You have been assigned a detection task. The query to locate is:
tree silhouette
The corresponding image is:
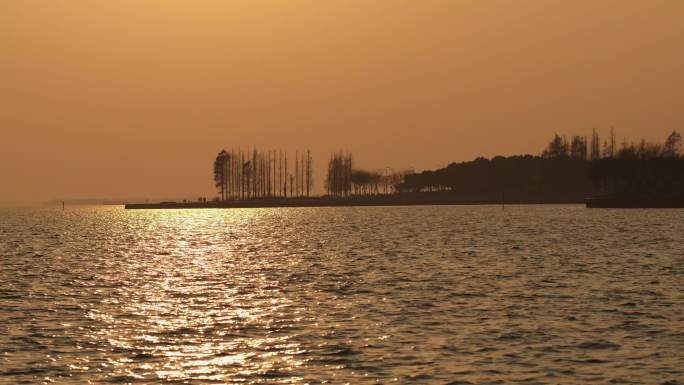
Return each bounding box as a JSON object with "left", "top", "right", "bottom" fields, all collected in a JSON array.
[
  {"left": 570, "top": 136, "right": 588, "bottom": 160},
  {"left": 543, "top": 134, "right": 569, "bottom": 158},
  {"left": 664, "top": 130, "right": 682, "bottom": 158},
  {"left": 213, "top": 150, "right": 229, "bottom": 201}
]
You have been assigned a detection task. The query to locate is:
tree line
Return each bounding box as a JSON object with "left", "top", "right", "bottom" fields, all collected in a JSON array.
[
  {"left": 211, "top": 129, "right": 681, "bottom": 201},
  {"left": 324, "top": 151, "right": 412, "bottom": 198},
  {"left": 395, "top": 129, "right": 682, "bottom": 202},
  {"left": 541, "top": 129, "right": 682, "bottom": 161},
  {"left": 213, "top": 148, "right": 313, "bottom": 201},
  {"left": 584, "top": 130, "right": 684, "bottom": 197}
]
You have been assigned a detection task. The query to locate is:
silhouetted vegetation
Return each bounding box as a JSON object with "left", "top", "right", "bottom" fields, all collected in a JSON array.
[
  {"left": 588, "top": 131, "right": 684, "bottom": 205},
  {"left": 325, "top": 151, "right": 352, "bottom": 198},
  {"left": 324, "top": 151, "right": 412, "bottom": 198},
  {"left": 396, "top": 155, "right": 589, "bottom": 202},
  {"left": 394, "top": 130, "right": 683, "bottom": 204},
  {"left": 210, "top": 130, "right": 682, "bottom": 207},
  {"left": 213, "top": 148, "right": 312, "bottom": 201}
]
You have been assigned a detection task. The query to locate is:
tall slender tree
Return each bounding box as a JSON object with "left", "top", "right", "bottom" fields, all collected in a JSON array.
[{"left": 213, "top": 150, "right": 229, "bottom": 201}]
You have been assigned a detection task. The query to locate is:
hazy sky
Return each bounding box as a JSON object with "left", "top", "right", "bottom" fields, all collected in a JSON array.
[{"left": 2, "top": 1, "right": 683, "bottom": 203}]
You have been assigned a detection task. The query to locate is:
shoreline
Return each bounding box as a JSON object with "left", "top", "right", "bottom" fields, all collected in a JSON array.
[
  {"left": 585, "top": 195, "right": 684, "bottom": 208},
  {"left": 125, "top": 197, "right": 584, "bottom": 210}
]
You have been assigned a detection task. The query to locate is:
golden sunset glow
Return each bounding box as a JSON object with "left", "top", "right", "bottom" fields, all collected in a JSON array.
[
  {"left": 2, "top": 3, "right": 683, "bottom": 383},
  {"left": 2, "top": 1, "right": 683, "bottom": 204}
]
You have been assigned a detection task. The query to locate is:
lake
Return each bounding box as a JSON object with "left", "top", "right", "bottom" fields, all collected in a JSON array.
[{"left": 1, "top": 205, "right": 683, "bottom": 384}]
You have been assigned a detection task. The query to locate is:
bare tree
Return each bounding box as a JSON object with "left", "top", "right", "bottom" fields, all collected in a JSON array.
[
  {"left": 306, "top": 149, "right": 313, "bottom": 196},
  {"left": 590, "top": 128, "right": 601, "bottom": 160}
]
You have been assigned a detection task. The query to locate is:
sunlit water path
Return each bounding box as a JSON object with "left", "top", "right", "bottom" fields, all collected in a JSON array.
[{"left": 1, "top": 205, "right": 683, "bottom": 384}]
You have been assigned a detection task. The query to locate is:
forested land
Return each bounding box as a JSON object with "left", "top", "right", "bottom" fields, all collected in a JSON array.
[
  {"left": 394, "top": 129, "right": 683, "bottom": 202},
  {"left": 212, "top": 130, "right": 683, "bottom": 203}
]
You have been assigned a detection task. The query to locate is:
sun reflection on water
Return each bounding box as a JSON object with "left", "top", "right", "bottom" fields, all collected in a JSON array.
[{"left": 79, "top": 208, "right": 314, "bottom": 383}]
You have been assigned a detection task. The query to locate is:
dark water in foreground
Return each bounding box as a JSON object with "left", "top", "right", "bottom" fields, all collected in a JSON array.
[{"left": 1, "top": 205, "right": 683, "bottom": 384}]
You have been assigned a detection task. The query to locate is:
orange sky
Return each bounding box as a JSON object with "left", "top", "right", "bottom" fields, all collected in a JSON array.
[{"left": 2, "top": 1, "right": 683, "bottom": 203}]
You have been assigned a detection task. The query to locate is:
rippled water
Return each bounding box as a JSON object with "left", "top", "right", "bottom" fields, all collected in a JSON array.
[{"left": 1, "top": 205, "right": 683, "bottom": 384}]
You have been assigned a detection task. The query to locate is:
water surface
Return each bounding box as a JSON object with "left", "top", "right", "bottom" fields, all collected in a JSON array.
[{"left": 1, "top": 205, "right": 683, "bottom": 384}]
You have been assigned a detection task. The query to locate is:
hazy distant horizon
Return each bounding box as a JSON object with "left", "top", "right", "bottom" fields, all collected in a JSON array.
[{"left": 3, "top": 1, "right": 683, "bottom": 203}]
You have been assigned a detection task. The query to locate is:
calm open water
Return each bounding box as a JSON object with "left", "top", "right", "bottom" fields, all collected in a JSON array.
[{"left": 1, "top": 205, "right": 683, "bottom": 384}]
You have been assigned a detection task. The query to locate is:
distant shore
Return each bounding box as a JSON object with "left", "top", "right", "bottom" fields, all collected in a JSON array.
[
  {"left": 585, "top": 195, "right": 684, "bottom": 208},
  {"left": 125, "top": 195, "right": 584, "bottom": 210}
]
